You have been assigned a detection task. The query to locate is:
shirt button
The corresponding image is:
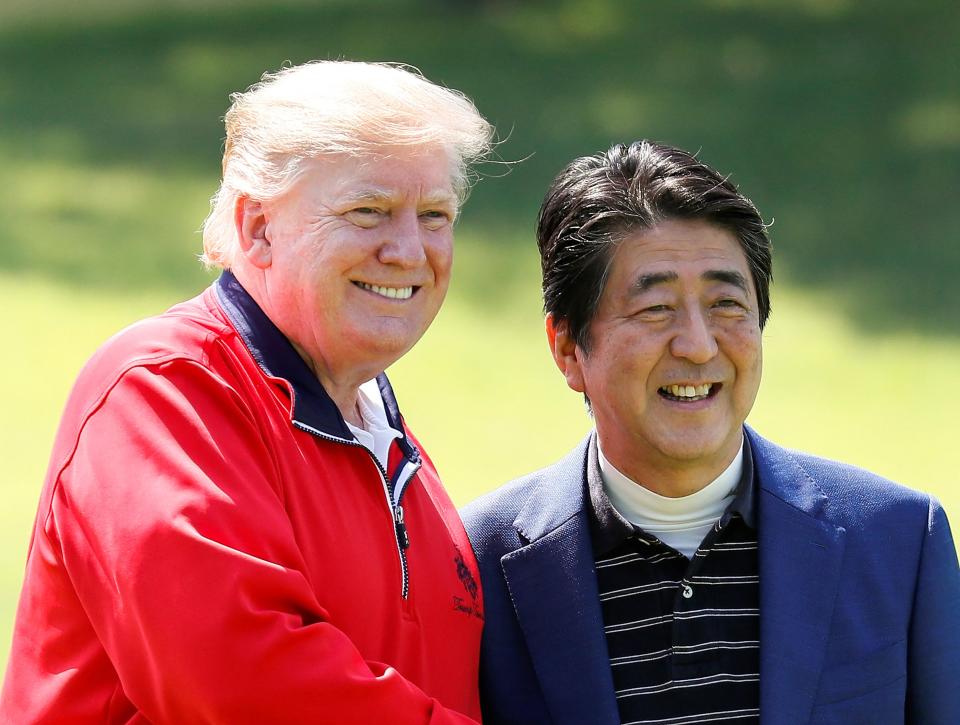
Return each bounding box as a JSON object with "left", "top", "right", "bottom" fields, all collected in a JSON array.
[{"left": 681, "top": 584, "right": 693, "bottom": 599}]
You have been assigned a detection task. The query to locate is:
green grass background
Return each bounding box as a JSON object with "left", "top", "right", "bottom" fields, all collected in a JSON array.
[{"left": 2, "top": 0, "right": 958, "bottom": 676}]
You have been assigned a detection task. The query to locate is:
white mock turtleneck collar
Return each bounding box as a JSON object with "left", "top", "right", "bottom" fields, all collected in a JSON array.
[{"left": 598, "top": 438, "right": 744, "bottom": 558}]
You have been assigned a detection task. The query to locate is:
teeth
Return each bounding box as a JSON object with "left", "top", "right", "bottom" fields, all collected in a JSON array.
[
  {"left": 357, "top": 282, "right": 413, "bottom": 300},
  {"left": 664, "top": 383, "right": 713, "bottom": 399}
]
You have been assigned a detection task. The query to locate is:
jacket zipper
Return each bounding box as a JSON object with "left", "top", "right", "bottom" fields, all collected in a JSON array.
[
  {"left": 367, "top": 449, "right": 414, "bottom": 600},
  {"left": 292, "top": 421, "right": 417, "bottom": 599}
]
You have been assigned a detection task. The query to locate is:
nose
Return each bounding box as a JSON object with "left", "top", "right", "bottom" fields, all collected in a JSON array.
[
  {"left": 669, "top": 307, "right": 719, "bottom": 364},
  {"left": 378, "top": 211, "right": 427, "bottom": 269}
]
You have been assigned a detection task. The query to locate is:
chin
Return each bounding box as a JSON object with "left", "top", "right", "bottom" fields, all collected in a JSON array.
[
  {"left": 353, "top": 320, "right": 420, "bottom": 347},
  {"left": 363, "top": 334, "right": 420, "bottom": 363},
  {"left": 657, "top": 433, "right": 736, "bottom": 465}
]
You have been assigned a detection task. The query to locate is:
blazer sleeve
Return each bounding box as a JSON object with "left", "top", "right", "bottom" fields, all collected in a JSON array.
[{"left": 906, "top": 498, "right": 960, "bottom": 722}]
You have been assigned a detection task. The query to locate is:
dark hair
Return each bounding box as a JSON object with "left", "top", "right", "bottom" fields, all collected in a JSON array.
[{"left": 537, "top": 140, "right": 772, "bottom": 351}]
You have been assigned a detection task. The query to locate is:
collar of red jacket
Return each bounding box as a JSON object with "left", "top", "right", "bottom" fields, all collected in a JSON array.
[{"left": 213, "top": 270, "right": 420, "bottom": 464}]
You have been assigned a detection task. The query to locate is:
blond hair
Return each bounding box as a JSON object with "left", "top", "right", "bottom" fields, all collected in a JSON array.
[{"left": 201, "top": 61, "right": 493, "bottom": 268}]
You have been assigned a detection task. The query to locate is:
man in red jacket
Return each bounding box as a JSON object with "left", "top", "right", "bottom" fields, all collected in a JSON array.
[{"left": 2, "top": 61, "right": 492, "bottom": 723}]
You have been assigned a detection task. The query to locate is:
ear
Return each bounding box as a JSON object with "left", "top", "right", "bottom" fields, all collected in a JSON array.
[
  {"left": 234, "top": 196, "right": 272, "bottom": 269},
  {"left": 545, "top": 314, "right": 586, "bottom": 394}
]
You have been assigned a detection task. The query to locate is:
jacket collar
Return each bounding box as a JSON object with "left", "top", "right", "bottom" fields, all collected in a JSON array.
[{"left": 213, "top": 271, "right": 419, "bottom": 462}]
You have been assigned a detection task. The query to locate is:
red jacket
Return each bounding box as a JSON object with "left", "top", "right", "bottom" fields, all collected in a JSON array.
[{"left": 1, "top": 273, "right": 484, "bottom": 723}]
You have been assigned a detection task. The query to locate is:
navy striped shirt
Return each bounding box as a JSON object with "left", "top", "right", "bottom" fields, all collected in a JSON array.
[{"left": 588, "top": 438, "right": 759, "bottom": 725}]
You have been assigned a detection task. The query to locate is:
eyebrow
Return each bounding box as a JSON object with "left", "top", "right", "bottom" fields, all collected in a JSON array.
[
  {"left": 632, "top": 271, "right": 679, "bottom": 293},
  {"left": 340, "top": 187, "right": 458, "bottom": 207},
  {"left": 421, "top": 191, "right": 459, "bottom": 208},
  {"left": 629, "top": 269, "right": 749, "bottom": 294},
  {"left": 703, "top": 269, "right": 749, "bottom": 292}
]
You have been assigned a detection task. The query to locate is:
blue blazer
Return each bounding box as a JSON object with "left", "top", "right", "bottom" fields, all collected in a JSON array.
[{"left": 461, "top": 427, "right": 960, "bottom": 724}]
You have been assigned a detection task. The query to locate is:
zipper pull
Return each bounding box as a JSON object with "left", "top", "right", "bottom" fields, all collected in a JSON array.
[{"left": 394, "top": 505, "right": 410, "bottom": 549}]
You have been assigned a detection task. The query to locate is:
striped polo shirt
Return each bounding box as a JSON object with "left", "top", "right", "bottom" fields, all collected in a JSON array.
[{"left": 588, "top": 437, "right": 759, "bottom": 725}]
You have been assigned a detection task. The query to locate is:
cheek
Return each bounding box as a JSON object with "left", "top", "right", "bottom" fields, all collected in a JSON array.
[
  {"left": 434, "top": 233, "right": 454, "bottom": 261},
  {"left": 428, "top": 235, "right": 454, "bottom": 278},
  {"left": 588, "top": 343, "right": 639, "bottom": 392},
  {"left": 730, "top": 328, "right": 763, "bottom": 386}
]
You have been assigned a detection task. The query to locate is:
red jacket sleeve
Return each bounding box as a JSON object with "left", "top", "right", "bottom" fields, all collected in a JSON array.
[{"left": 44, "top": 358, "right": 479, "bottom": 724}]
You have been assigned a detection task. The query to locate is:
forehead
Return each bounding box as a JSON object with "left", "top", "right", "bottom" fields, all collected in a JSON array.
[
  {"left": 608, "top": 219, "right": 752, "bottom": 289},
  {"left": 300, "top": 148, "right": 456, "bottom": 203}
]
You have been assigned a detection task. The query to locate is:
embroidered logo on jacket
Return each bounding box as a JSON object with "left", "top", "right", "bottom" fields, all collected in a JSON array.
[{"left": 453, "top": 551, "right": 482, "bottom": 619}]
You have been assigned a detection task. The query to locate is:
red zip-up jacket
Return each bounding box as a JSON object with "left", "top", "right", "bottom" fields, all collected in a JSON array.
[{"left": 1, "top": 273, "right": 484, "bottom": 723}]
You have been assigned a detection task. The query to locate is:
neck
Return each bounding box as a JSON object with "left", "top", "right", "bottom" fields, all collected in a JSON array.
[
  {"left": 231, "top": 263, "right": 373, "bottom": 429},
  {"left": 598, "top": 432, "right": 744, "bottom": 498},
  {"left": 340, "top": 396, "right": 364, "bottom": 428},
  {"left": 289, "top": 340, "right": 367, "bottom": 428}
]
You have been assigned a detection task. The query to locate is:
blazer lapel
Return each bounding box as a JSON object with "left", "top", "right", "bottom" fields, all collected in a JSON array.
[
  {"left": 500, "top": 435, "right": 620, "bottom": 725},
  {"left": 748, "top": 428, "right": 846, "bottom": 725}
]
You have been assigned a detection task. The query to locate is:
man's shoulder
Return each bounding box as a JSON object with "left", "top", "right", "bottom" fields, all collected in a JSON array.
[
  {"left": 72, "top": 286, "right": 239, "bottom": 390},
  {"left": 44, "top": 286, "right": 251, "bottom": 492},
  {"left": 460, "top": 436, "right": 590, "bottom": 549},
  {"left": 749, "top": 428, "right": 938, "bottom": 527},
  {"left": 459, "top": 471, "right": 549, "bottom": 564},
  {"left": 460, "top": 473, "right": 539, "bottom": 534},
  {"left": 60, "top": 287, "right": 243, "bottom": 434},
  {"left": 797, "top": 447, "right": 934, "bottom": 518}
]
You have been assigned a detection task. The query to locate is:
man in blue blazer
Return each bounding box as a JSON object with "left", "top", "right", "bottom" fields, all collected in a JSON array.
[{"left": 462, "top": 140, "right": 959, "bottom": 724}]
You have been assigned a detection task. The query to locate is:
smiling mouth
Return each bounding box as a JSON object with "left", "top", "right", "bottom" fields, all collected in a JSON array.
[
  {"left": 658, "top": 383, "right": 720, "bottom": 402},
  {"left": 354, "top": 282, "right": 417, "bottom": 300}
]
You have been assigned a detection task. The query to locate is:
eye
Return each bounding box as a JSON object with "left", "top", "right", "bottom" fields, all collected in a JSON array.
[
  {"left": 635, "top": 304, "right": 672, "bottom": 321},
  {"left": 344, "top": 207, "right": 384, "bottom": 228},
  {"left": 712, "top": 298, "right": 748, "bottom": 316},
  {"left": 419, "top": 209, "right": 453, "bottom": 228}
]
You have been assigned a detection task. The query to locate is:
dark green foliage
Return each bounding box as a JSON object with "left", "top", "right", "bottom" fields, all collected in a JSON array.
[{"left": 1, "top": 0, "right": 957, "bottom": 332}]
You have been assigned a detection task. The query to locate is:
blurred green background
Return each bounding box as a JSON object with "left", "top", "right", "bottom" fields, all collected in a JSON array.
[{"left": 2, "top": 0, "right": 958, "bottom": 676}]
